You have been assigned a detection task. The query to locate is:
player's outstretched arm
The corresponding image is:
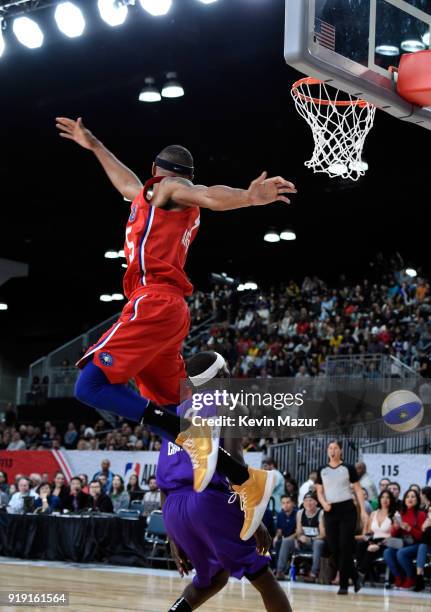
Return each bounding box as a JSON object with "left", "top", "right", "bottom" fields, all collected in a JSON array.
[
  {"left": 56, "top": 117, "right": 143, "bottom": 201},
  {"left": 154, "top": 172, "right": 296, "bottom": 211}
]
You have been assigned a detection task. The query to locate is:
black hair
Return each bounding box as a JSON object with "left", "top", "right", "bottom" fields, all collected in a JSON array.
[
  {"left": 157, "top": 145, "right": 193, "bottom": 170},
  {"left": 421, "top": 486, "right": 431, "bottom": 503},
  {"left": 377, "top": 488, "right": 397, "bottom": 518},
  {"left": 37, "top": 481, "right": 53, "bottom": 495},
  {"left": 110, "top": 474, "right": 125, "bottom": 495},
  {"left": 401, "top": 488, "right": 421, "bottom": 515},
  {"left": 127, "top": 474, "right": 142, "bottom": 492},
  {"left": 70, "top": 476, "right": 83, "bottom": 484},
  {"left": 389, "top": 481, "right": 401, "bottom": 491},
  {"left": 0, "top": 471, "right": 8, "bottom": 483}
]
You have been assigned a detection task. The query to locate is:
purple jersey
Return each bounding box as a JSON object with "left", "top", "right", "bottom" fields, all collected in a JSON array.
[{"left": 156, "top": 394, "right": 229, "bottom": 494}]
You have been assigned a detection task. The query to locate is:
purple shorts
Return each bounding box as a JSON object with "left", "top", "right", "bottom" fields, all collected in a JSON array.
[{"left": 163, "top": 488, "right": 269, "bottom": 589}]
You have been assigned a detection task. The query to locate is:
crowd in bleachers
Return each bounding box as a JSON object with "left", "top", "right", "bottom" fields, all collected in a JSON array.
[{"left": 188, "top": 269, "right": 431, "bottom": 379}]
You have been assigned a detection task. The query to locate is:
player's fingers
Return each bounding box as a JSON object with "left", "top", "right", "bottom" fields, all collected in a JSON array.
[
  {"left": 56, "top": 123, "right": 72, "bottom": 132},
  {"left": 252, "top": 171, "right": 267, "bottom": 184},
  {"left": 277, "top": 196, "right": 291, "bottom": 204},
  {"left": 56, "top": 117, "right": 76, "bottom": 126},
  {"left": 59, "top": 133, "right": 74, "bottom": 140},
  {"left": 77, "top": 117, "right": 85, "bottom": 128}
]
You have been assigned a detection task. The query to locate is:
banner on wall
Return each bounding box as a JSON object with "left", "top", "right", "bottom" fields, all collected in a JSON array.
[
  {"left": 0, "top": 450, "right": 263, "bottom": 487},
  {"left": 363, "top": 453, "right": 431, "bottom": 495}
]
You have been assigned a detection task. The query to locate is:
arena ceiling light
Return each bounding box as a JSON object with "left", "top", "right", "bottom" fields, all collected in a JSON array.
[
  {"left": 0, "top": 302, "right": 8, "bottom": 311},
  {"left": 161, "top": 72, "right": 185, "bottom": 99},
  {"left": 280, "top": 229, "right": 296, "bottom": 241},
  {"left": 197, "top": 0, "right": 219, "bottom": 4},
  {"left": 104, "top": 249, "right": 120, "bottom": 259},
  {"left": 405, "top": 268, "right": 417, "bottom": 278},
  {"left": 98, "top": 0, "right": 129, "bottom": 27},
  {"left": 100, "top": 294, "right": 113, "bottom": 302},
  {"left": 400, "top": 39, "right": 426, "bottom": 53},
  {"left": 111, "top": 293, "right": 124, "bottom": 301},
  {"left": 13, "top": 16, "right": 44, "bottom": 49},
  {"left": 55, "top": 2, "right": 85, "bottom": 38},
  {"left": 375, "top": 44, "right": 399, "bottom": 56},
  {"left": 139, "top": 77, "right": 161, "bottom": 103},
  {"left": 243, "top": 282, "right": 258, "bottom": 291},
  {"left": 139, "top": 0, "right": 172, "bottom": 17},
  {"left": 263, "top": 229, "right": 280, "bottom": 243}
]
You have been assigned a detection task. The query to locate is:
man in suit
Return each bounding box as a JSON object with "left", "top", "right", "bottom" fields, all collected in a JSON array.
[
  {"left": 88, "top": 480, "right": 114, "bottom": 513},
  {"left": 63, "top": 476, "right": 91, "bottom": 512}
]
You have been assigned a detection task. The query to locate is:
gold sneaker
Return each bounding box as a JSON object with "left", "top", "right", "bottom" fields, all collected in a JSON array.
[
  {"left": 231, "top": 467, "right": 277, "bottom": 541},
  {"left": 176, "top": 422, "right": 220, "bottom": 493}
]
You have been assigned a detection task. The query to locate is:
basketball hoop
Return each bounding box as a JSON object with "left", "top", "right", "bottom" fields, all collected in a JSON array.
[{"left": 291, "top": 77, "right": 376, "bottom": 181}]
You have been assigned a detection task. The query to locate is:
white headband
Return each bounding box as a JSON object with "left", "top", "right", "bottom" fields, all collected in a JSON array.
[{"left": 189, "top": 352, "right": 226, "bottom": 387}]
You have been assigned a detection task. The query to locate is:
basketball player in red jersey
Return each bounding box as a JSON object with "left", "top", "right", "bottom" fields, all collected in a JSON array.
[{"left": 56, "top": 117, "right": 296, "bottom": 540}]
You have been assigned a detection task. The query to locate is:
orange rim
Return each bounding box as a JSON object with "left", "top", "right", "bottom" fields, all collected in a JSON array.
[{"left": 291, "top": 77, "right": 371, "bottom": 108}]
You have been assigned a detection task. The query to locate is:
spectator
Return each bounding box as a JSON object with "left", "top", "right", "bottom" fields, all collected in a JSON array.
[
  {"left": 63, "top": 477, "right": 91, "bottom": 512},
  {"left": 29, "top": 473, "right": 42, "bottom": 489},
  {"left": 143, "top": 476, "right": 161, "bottom": 506},
  {"left": 388, "top": 482, "right": 402, "bottom": 511},
  {"left": 357, "top": 490, "right": 396, "bottom": 586},
  {"left": 0, "top": 488, "right": 9, "bottom": 507},
  {"left": 361, "top": 488, "right": 373, "bottom": 515},
  {"left": 355, "top": 462, "right": 378, "bottom": 503},
  {"left": 383, "top": 488, "right": 426, "bottom": 589},
  {"left": 88, "top": 480, "right": 114, "bottom": 513},
  {"left": 0, "top": 471, "right": 9, "bottom": 495},
  {"left": 284, "top": 477, "right": 299, "bottom": 504},
  {"left": 97, "top": 473, "right": 109, "bottom": 494},
  {"left": 262, "top": 458, "right": 285, "bottom": 512},
  {"left": 7, "top": 432, "right": 26, "bottom": 451},
  {"left": 7, "top": 477, "right": 38, "bottom": 514},
  {"left": 64, "top": 422, "right": 79, "bottom": 449},
  {"left": 274, "top": 495, "right": 298, "bottom": 580},
  {"left": 415, "top": 493, "right": 431, "bottom": 592},
  {"left": 92, "top": 459, "right": 114, "bottom": 492},
  {"left": 110, "top": 475, "right": 130, "bottom": 513},
  {"left": 298, "top": 471, "right": 318, "bottom": 506},
  {"left": 41, "top": 473, "right": 50, "bottom": 484},
  {"left": 370, "top": 478, "right": 391, "bottom": 510},
  {"left": 127, "top": 474, "right": 144, "bottom": 502},
  {"left": 78, "top": 473, "right": 89, "bottom": 494},
  {"left": 52, "top": 472, "right": 70, "bottom": 508},
  {"left": 34, "top": 482, "right": 61, "bottom": 513}
]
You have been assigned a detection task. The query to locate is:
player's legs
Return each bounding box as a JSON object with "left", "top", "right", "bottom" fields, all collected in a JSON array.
[
  {"left": 168, "top": 570, "right": 229, "bottom": 611},
  {"left": 248, "top": 567, "right": 292, "bottom": 612}
]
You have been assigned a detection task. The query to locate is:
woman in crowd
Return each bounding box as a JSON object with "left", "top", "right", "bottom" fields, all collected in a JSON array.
[
  {"left": 0, "top": 471, "right": 10, "bottom": 496},
  {"left": 383, "top": 488, "right": 426, "bottom": 589},
  {"left": 52, "top": 472, "right": 70, "bottom": 509},
  {"left": 356, "top": 489, "right": 396, "bottom": 585},
  {"left": 127, "top": 474, "right": 143, "bottom": 502},
  {"left": 415, "top": 487, "right": 431, "bottom": 592},
  {"left": 78, "top": 473, "right": 89, "bottom": 494},
  {"left": 315, "top": 440, "right": 368, "bottom": 595},
  {"left": 34, "top": 482, "right": 61, "bottom": 513},
  {"left": 109, "top": 475, "right": 130, "bottom": 513}
]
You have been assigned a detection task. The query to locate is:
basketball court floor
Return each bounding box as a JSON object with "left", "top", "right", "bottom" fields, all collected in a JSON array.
[{"left": 0, "top": 558, "right": 429, "bottom": 611}]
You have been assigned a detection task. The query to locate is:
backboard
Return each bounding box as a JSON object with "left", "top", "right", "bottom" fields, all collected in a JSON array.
[{"left": 285, "top": 0, "right": 431, "bottom": 130}]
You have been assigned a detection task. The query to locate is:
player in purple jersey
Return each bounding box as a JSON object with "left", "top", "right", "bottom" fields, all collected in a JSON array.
[{"left": 158, "top": 352, "right": 292, "bottom": 612}]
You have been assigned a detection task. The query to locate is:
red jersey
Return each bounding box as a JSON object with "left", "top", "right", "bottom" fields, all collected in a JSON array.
[{"left": 123, "top": 176, "right": 200, "bottom": 300}]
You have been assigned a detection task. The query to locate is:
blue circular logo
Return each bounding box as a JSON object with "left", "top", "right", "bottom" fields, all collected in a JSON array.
[{"left": 99, "top": 352, "right": 114, "bottom": 367}]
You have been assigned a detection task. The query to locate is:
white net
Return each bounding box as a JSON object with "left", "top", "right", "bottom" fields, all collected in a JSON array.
[{"left": 291, "top": 78, "right": 376, "bottom": 181}]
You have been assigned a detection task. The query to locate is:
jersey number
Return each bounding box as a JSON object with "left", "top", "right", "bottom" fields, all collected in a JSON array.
[{"left": 125, "top": 226, "right": 135, "bottom": 263}]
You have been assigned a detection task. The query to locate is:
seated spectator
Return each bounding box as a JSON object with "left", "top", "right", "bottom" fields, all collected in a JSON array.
[
  {"left": 88, "top": 480, "right": 114, "bottom": 513},
  {"left": 64, "top": 422, "right": 79, "bottom": 449},
  {"left": 63, "top": 476, "right": 91, "bottom": 512},
  {"left": 280, "top": 492, "right": 325, "bottom": 583},
  {"left": 371, "top": 478, "right": 391, "bottom": 510},
  {"left": 97, "top": 473, "right": 109, "bottom": 494},
  {"left": 143, "top": 476, "right": 161, "bottom": 506},
  {"left": 29, "top": 473, "right": 42, "bottom": 490},
  {"left": 262, "top": 458, "right": 285, "bottom": 512},
  {"left": 274, "top": 495, "right": 298, "bottom": 580},
  {"left": 0, "top": 471, "right": 10, "bottom": 496},
  {"left": 357, "top": 489, "right": 396, "bottom": 585},
  {"left": 361, "top": 487, "right": 373, "bottom": 515},
  {"left": 7, "top": 431, "right": 26, "bottom": 451},
  {"left": 298, "top": 471, "right": 318, "bottom": 506},
  {"left": 34, "top": 482, "right": 61, "bottom": 514},
  {"left": 127, "top": 474, "right": 144, "bottom": 502},
  {"left": 7, "top": 477, "right": 38, "bottom": 514},
  {"left": 41, "top": 473, "right": 50, "bottom": 484},
  {"left": 0, "top": 488, "right": 9, "bottom": 508},
  {"left": 388, "top": 482, "right": 402, "bottom": 512},
  {"left": 52, "top": 472, "right": 70, "bottom": 507},
  {"left": 415, "top": 487, "right": 431, "bottom": 592},
  {"left": 355, "top": 462, "right": 378, "bottom": 506},
  {"left": 383, "top": 488, "right": 426, "bottom": 589},
  {"left": 92, "top": 459, "right": 114, "bottom": 492},
  {"left": 78, "top": 473, "right": 89, "bottom": 494},
  {"left": 110, "top": 475, "right": 130, "bottom": 513}
]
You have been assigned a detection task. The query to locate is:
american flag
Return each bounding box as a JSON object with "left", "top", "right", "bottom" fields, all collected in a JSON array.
[{"left": 314, "top": 18, "right": 336, "bottom": 51}]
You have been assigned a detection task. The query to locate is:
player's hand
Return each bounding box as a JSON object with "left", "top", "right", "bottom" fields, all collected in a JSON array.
[
  {"left": 254, "top": 523, "right": 272, "bottom": 555},
  {"left": 169, "top": 539, "right": 193, "bottom": 577},
  {"left": 247, "top": 171, "right": 297, "bottom": 206},
  {"left": 56, "top": 117, "right": 98, "bottom": 150},
  {"left": 322, "top": 502, "right": 332, "bottom": 513}
]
